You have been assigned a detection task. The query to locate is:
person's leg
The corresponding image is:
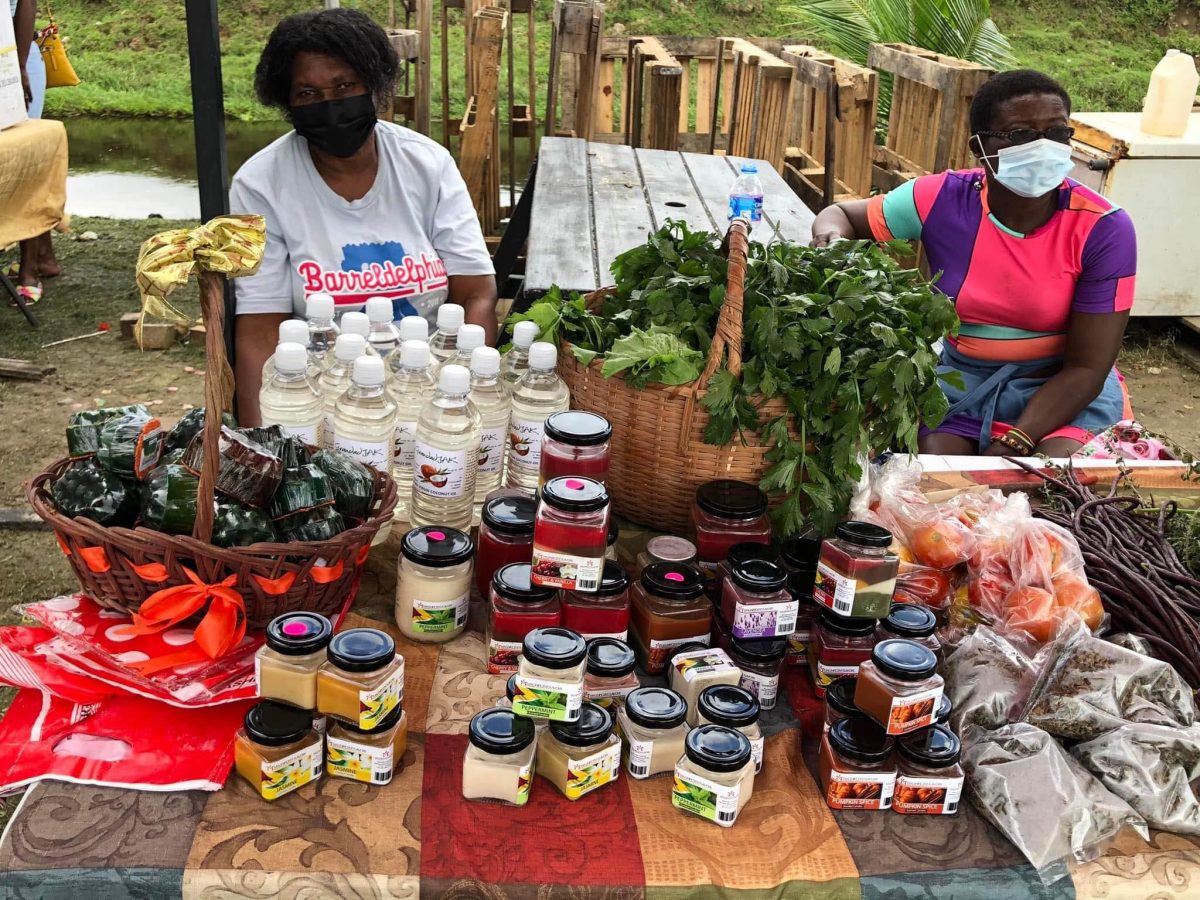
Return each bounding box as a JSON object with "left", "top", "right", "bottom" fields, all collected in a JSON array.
[
  {"left": 18, "top": 240, "right": 38, "bottom": 288},
  {"left": 918, "top": 431, "right": 976, "bottom": 455},
  {"left": 1035, "top": 437, "right": 1084, "bottom": 458},
  {"left": 35, "top": 231, "right": 60, "bottom": 277}
]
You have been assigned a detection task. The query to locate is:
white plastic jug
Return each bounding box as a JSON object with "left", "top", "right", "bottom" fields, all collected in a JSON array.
[{"left": 1141, "top": 49, "right": 1199, "bottom": 138}]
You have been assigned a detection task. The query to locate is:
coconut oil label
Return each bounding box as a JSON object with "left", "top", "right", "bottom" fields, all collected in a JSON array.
[
  {"left": 827, "top": 769, "right": 895, "bottom": 810},
  {"left": 511, "top": 674, "right": 583, "bottom": 721},
  {"left": 886, "top": 685, "right": 944, "bottom": 735},
  {"left": 739, "top": 669, "right": 780, "bottom": 709},
  {"left": 672, "top": 767, "right": 741, "bottom": 827},
  {"left": 393, "top": 419, "right": 418, "bottom": 468},
  {"left": 731, "top": 598, "right": 799, "bottom": 639},
  {"left": 507, "top": 417, "right": 545, "bottom": 469},
  {"left": 477, "top": 425, "right": 507, "bottom": 474},
  {"left": 414, "top": 443, "right": 468, "bottom": 498},
  {"left": 894, "top": 773, "right": 963, "bottom": 815},
  {"left": 565, "top": 742, "right": 621, "bottom": 799},
  {"left": 411, "top": 593, "right": 469, "bottom": 634},
  {"left": 335, "top": 435, "right": 390, "bottom": 472},
  {"left": 358, "top": 662, "right": 405, "bottom": 730},
  {"left": 277, "top": 422, "right": 319, "bottom": 445},
  {"left": 260, "top": 742, "right": 323, "bottom": 801},
  {"left": 327, "top": 736, "right": 395, "bottom": 784}
]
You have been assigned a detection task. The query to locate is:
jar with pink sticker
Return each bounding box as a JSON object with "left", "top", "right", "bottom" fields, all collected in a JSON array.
[
  {"left": 255, "top": 612, "right": 334, "bottom": 709},
  {"left": 530, "top": 476, "right": 610, "bottom": 593}
]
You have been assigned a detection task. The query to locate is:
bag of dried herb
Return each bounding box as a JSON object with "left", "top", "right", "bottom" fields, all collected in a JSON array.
[
  {"left": 51, "top": 459, "right": 138, "bottom": 527},
  {"left": 1020, "top": 624, "right": 1195, "bottom": 742},
  {"left": 941, "top": 625, "right": 1035, "bottom": 734},
  {"left": 1074, "top": 723, "right": 1200, "bottom": 836},
  {"left": 963, "top": 722, "right": 1147, "bottom": 879}
]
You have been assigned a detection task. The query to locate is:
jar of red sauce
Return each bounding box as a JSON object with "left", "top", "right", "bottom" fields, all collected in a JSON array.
[
  {"left": 814, "top": 522, "right": 898, "bottom": 619},
  {"left": 691, "top": 480, "right": 771, "bottom": 578},
  {"left": 531, "top": 477, "right": 610, "bottom": 592},
  {"left": 487, "top": 563, "right": 561, "bottom": 674},
  {"left": 539, "top": 411, "right": 612, "bottom": 485},
  {"left": 475, "top": 495, "right": 537, "bottom": 599},
  {"left": 809, "top": 610, "right": 877, "bottom": 698},
  {"left": 561, "top": 560, "right": 630, "bottom": 639},
  {"left": 630, "top": 562, "right": 711, "bottom": 675}
]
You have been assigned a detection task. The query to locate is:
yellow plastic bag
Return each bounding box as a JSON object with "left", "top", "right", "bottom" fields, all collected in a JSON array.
[{"left": 37, "top": 7, "right": 80, "bottom": 89}]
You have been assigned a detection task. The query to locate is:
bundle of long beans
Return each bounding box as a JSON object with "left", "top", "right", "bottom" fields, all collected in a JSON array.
[{"left": 1012, "top": 460, "right": 1200, "bottom": 688}]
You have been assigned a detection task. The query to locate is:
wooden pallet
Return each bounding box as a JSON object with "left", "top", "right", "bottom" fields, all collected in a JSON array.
[
  {"left": 624, "top": 36, "right": 684, "bottom": 150},
  {"left": 725, "top": 38, "right": 794, "bottom": 173},
  {"left": 545, "top": 0, "right": 604, "bottom": 140},
  {"left": 460, "top": 6, "right": 509, "bottom": 234}
]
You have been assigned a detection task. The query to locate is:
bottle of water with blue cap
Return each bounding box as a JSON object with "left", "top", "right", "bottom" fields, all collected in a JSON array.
[{"left": 728, "top": 163, "right": 764, "bottom": 222}]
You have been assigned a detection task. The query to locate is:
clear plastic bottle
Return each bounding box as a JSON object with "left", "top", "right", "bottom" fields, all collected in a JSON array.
[
  {"left": 319, "top": 333, "right": 368, "bottom": 449},
  {"left": 399, "top": 315, "right": 429, "bottom": 344},
  {"left": 262, "top": 319, "right": 319, "bottom": 383},
  {"left": 470, "top": 346, "right": 513, "bottom": 523},
  {"left": 428, "top": 303, "right": 464, "bottom": 365},
  {"left": 365, "top": 296, "right": 402, "bottom": 363},
  {"left": 728, "top": 163, "right": 764, "bottom": 222},
  {"left": 500, "top": 320, "right": 540, "bottom": 386},
  {"left": 1141, "top": 49, "right": 1199, "bottom": 137},
  {"left": 410, "top": 364, "right": 483, "bottom": 531},
  {"left": 506, "top": 342, "right": 570, "bottom": 492},
  {"left": 306, "top": 293, "right": 340, "bottom": 363},
  {"left": 259, "top": 342, "right": 325, "bottom": 445},
  {"left": 333, "top": 355, "right": 398, "bottom": 474},
  {"left": 388, "top": 339, "right": 437, "bottom": 524},
  {"left": 337, "top": 311, "right": 380, "bottom": 360},
  {"left": 434, "top": 323, "right": 487, "bottom": 376}
]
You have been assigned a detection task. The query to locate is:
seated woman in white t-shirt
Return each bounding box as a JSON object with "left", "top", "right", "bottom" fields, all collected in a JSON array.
[{"left": 231, "top": 8, "right": 497, "bottom": 423}]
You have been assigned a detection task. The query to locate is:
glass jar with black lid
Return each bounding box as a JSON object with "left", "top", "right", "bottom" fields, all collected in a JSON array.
[
  {"left": 721, "top": 557, "right": 797, "bottom": 640},
  {"left": 395, "top": 525, "right": 474, "bottom": 643},
  {"left": 536, "top": 701, "right": 621, "bottom": 800},
  {"left": 809, "top": 609, "right": 878, "bottom": 698},
  {"left": 531, "top": 477, "right": 611, "bottom": 593},
  {"left": 876, "top": 602, "right": 942, "bottom": 659},
  {"left": 894, "top": 724, "right": 963, "bottom": 815},
  {"left": 729, "top": 636, "right": 788, "bottom": 710},
  {"left": 317, "top": 628, "right": 404, "bottom": 729},
  {"left": 539, "top": 410, "right": 612, "bottom": 485},
  {"left": 513, "top": 627, "right": 588, "bottom": 722},
  {"left": 487, "top": 562, "right": 561, "bottom": 675},
  {"left": 691, "top": 480, "right": 771, "bottom": 576},
  {"left": 672, "top": 724, "right": 756, "bottom": 827},
  {"left": 583, "top": 636, "right": 639, "bottom": 706},
  {"left": 780, "top": 533, "right": 821, "bottom": 666},
  {"left": 475, "top": 494, "right": 537, "bottom": 599},
  {"left": 463, "top": 708, "right": 538, "bottom": 805},
  {"left": 695, "top": 684, "right": 764, "bottom": 772},
  {"left": 630, "top": 562, "right": 712, "bottom": 675},
  {"left": 713, "top": 541, "right": 778, "bottom": 602},
  {"left": 823, "top": 675, "right": 861, "bottom": 733},
  {"left": 616, "top": 686, "right": 690, "bottom": 779},
  {"left": 234, "top": 700, "right": 323, "bottom": 800},
  {"left": 255, "top": 612, "right": 333, "bottom": 709},
  {"left": 854, "top": 639, "right": 945, "bottom": 736},
  {"left": 818, "top": 714, "right": 897, "bottom": 810},
  {"left": 562, "top": 559, "right": 631, "bottom": 640}
]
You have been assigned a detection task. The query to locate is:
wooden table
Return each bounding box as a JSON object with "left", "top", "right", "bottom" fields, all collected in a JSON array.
[{"left": 523, "top": 137, "right": 817, "bottom": 298}]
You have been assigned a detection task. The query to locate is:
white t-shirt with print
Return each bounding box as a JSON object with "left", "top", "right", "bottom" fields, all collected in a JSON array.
[{"left": 229, "top": 121, "right": 494, "bottom": 325}]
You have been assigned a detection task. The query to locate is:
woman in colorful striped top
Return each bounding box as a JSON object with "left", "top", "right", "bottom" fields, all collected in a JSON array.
[{"left": 810, "top": 70, "right": 1136, "bottom": 458}]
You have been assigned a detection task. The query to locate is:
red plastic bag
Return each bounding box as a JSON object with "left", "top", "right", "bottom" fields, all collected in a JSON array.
[{"left": 0, "top": 627, "right": 114, "bottom": 705}]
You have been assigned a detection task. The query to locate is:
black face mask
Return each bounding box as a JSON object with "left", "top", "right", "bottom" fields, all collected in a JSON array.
[{"left": 289, "top": 94, "right": 377, "bottom": 158}]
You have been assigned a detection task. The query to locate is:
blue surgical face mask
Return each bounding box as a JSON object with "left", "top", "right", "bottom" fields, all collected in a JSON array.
[{"left": 976, "top": 137, "right": 1074, "bottom": 198}]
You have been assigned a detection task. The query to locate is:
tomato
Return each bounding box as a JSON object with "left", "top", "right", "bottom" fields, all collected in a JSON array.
[
  {"left": 1003, "top": 585, "right": 1058, "bottom": 643},
  {"left": 1052, "top": 573, "right": 1104, "bottom": 631},
  {"left": 968, "top": 568, "right": 1015, "bottom": 614},
  {"left": 910, "top": 520, "right": 970, "bottom": 569},
  {"left": 896, "top": 566, "right": 954, "bottom": 607}
]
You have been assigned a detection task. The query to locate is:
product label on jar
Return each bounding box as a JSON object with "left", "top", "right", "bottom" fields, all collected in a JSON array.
[
  {"left": 334, "top": 435, "right": 391, "bottom": 473},
  {"left": 826, "top": 769, "right": 895, "bottom": 810},
  {"left": 487, "top": 638, "right": 523, "bottom": 675},
  {"left": 477, "top": 424, "right": 508, "bottom": 474},
  {"left": 672, "top": 648, "right": 737, "bottom": 683},
  {"left": 393, "top": 419, "right": 418, "bottom": 468},
  {"left": 565, "top": 742, "right": 621, "bottom": 799},
  {"left": 327, "top": 736, "right": 395, "bottom": 784},
  {"left": 647, "top": 634, "right": 710, "bottom": 673},
  {"left": 358, "top": 661, "right": 405, "bottom": 730},
  {"left": 626, "top": 736, "right": 654, "bottom": 778},
  {"left": 731, "top": 598, "right": 799, "bottom": 639},
  {"left": 786, "top": 629, "right": 812, "bottom": 666},
  {"left": 414, "top": 443, "right": 469, "bottom": 498},
  {"left": 815, "top": 662, "right": 860, "bottom": 693},
  {"left": 671, "top": 766, "right": 741, "bottom": 827},
  {"left": 512, "top": 674, "right": 584, "bottom": 722},
  {"left": 885, "top": 685, "right": 944, "bottom": 735},
  {"left": 750, "top": 736, "right": 764, "bottom": 772},
  {"left": 410, "top": 592, "right": 469, "bottom": 634},
  {"left": 277, "top": 422, "right": 319, "bottom": 445},
  {"left": 697, "top": 560, "right": 721, "bottom": 576},
  {"left": 514, "top": 760, "right": 533, "bottom": 805},
  {"left": 894, "top": 773, "right": 963, "bottom": 815},
  {"left": 739, "top": 669, "right": 779, "bottom": 709},
  {"left": 585, "top": 683, "right": 636, "bottom": 704},
  {"left": 508, "top": 417, "right": 545, "bottom": 469},
  {"left": 813, "top": 563, "right": 857, "bottom": 616},
  {"left": 530, "top": 547, "right": 604, "bottom": 592},
  {"left": 578, "top": 630, "right": 628, "bottom": 642},
  {"left": 260, "top": 741, "right": 323, "bottom": 801}
]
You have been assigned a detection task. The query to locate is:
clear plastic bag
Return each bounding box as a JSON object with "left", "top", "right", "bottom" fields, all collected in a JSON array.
[
  {"left": 942, "top": 625, "right": 1035, "bottom": 733},
  {"left": 182, "top": 425, "right": 282, "bottom": 508},
  {"left": 1073, "top": 723, "right": 1200, "bottom": 835},
  {"left": 963, "top": 722, "right": 1148, "bottom": 879}
]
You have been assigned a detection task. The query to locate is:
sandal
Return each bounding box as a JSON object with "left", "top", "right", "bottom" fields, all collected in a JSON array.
[
  {"left": 11, "top": 282, "right": 42, "bottom": 307},
  {"left": 3, "top": 263, "right": 18, "bottom": 278}
]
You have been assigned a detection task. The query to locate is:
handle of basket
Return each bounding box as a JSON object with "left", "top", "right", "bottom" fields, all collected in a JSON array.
[{"left": 191, "top": 271, "right": 235, "bottom": 544}]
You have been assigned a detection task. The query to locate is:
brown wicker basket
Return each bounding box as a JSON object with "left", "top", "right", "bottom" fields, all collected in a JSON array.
[
  {"left": 26, "top": 265, "right": 397, "bottom": 629},
  {"left": 558, "top": 219, "right": 787, "bottom": 533}
]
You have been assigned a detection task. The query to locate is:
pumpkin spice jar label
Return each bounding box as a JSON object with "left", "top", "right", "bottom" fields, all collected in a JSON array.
[
  {"left": 825, "top": 770, "right": 896, "bottom": 810},
  {"left": 413, "top": 444, "right": 467, "bottom": 498},
  {"left": 894, "top": 773, "right": 963, "bottom": 815}
]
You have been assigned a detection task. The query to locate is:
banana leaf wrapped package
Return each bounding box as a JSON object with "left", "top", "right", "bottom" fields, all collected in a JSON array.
[
  {"left": 140, "top": 464, "right": 201, "bottom": 534},
  {"left": 66, "top": 405, "right": 149, "bottom": 460},
  {"left": 182, "top": 426, "right": 282, "bottom": 508},
  {"left": 51, "top": 459, "right": 138, "bottom": 527},
  {"left": 312, "top": 449, "right": 374, "bottom": 520},
  {"left": 96, "top": 410, "right": 164, "bottom": 480}
]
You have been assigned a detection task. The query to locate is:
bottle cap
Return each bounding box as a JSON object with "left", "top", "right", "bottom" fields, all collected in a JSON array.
[
  {"left": 695, "top": 480, "right": 768, "bottom": 520},
  {"left": 696, "top": 684, "right": 760, "bottom": 728},
  {"left": 528, "top": 342, "right": 557, "bottom": 370},
  {"left": 828, "top": 715, "right": 894, "bottom": 764},
  {"left": 645, "top": 535, "right": 697, "bottom": 565},
  {"left": 468, "top": 708, "right": 535, "bottom": 755},
  {"left": 881, "top": 602, "right": 938, "bottom": 639},
  {"left": 540, "top": 476, "right": 609, "bottom": 513},
  {"left": 740, "top": 162, "right": 758, "bottom": 174},
  {"left": 244, "top": 700, "right": 314, "bottom": 747},
  {"left": 834, "top": 520, "right": 893, "bottom": 549},
  {"left": 439, "top": 364, "right": 471, "bottom": 394},
  {"left": 522, "top": 627, "right": 587, "bottom": 670},
  {"left": 548, "top": 702, "right": 613, "bottom": 747},
  {"left": 492, "top": 562, "right": 557, "bottom": 603},
  {"left": 400, "top": 339, "right": 430, "bottom": 369},
  {"left": 436, "top": 304, "right": 464, "bottom": 333},
  {"left": 624, "top": 687, "right": 688, "bottom": 730},
  {"left": 365, "top": 296, "right": 393, "bottom": 324},
  {"left": 544, "top": 411, "right": 612, "bottom": 447},
  {"left": 326, "top": 627, "right": 395, "bottom": 673},
  {"left": 824, "top": 677, "right": 860, "bottom": 718},
  {"left": 871, "top": 638, "right": 938, "bottom": 681},
  {"left": 726, "top": 541, "right": 779, "bottom": 569},
  {"left": 471, "top": 346, "right": 501, "bottom": 376},
  {"left": 729, "top": 636, "right": 788, "bottom": 663},
  {"left": 398, "top": 316, "right": 429, "bottom": 343},
  {"left": 458, "top": 324, "right": 486, "bottom": 352},
  {"left": 353, "top": 355, "right": 386, "bottom": 387},
  {"left": 730, "top": 557, "right": 788, "bottom": 593},
  {"left": 265, "top": 612, "right": 333, "bottom": 656},
  {"left": 482, "top": 496, "right": 537, "bottom": 536},
  {"left": 684, "top": 724, "right": 752, "bottom": 772},
  {"left": 592, "top": 559, "right": 628, "bottom": 597},
  {"left": 818, "top": 609, "right": 876, "bottom": 637},
  {"left": 340, "top": 311, "right": 370, "bottom": 338},
  {"left": 641, "top": 562, "right": 706, "bottom": 601},
  {"left": 334, "top": 333, "right": 368, "bottom": 362},
  {"left": 512, "top": 320, "right": 539, "bottom": 349},
  {"left": 401, "top": 525, "right": 474, "bottom": 568},
  {"left": 279, "top": 319, "right": 309, "bottom": 345},
  {"left": 274, "top": 342, "right": 310, "bottom": 374},
  {"left": 585, "top": 637, "right": 636, "bottom": 678},
  {"left": 897, "top": 724, "right": 961, "bottom": 768},
  {"left": 306, "top": 293, "right": 334, "bottom": 319}
]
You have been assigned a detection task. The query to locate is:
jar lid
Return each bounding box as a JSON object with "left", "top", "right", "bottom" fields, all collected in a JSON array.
[
  {"left": 522, "top": 627, "right": 587, "bottom": 669},
  {"left": 265, "top": 612, "right": 333, "bottom": 656},
  {"left": 493, "top": 563, "right": 557, "bottom": 603},
  {"left": 544, "top": 411, "right": 612, "bottom": 446},
  {"left": 828, "top": 715, "right": 894, "bottom": 764},
  {"left": 818, "top": 609, "right": 876, "bottom": 636},
  {"left": 882, "top": 602, "right": 937, "bottom": 639},
  {"left": 729, "top": 558, "right": 788, "bottom": 593},
  {"left": 670, "top": 641, "right": 711, "bottom": 661},
  {"left": 327, "top": 628, "right": 396, "bottom": 673},
  {"left": 695, "top": 480, "right": 768, "bottom": 520},
  {"left": 640, "top": 562, "right": 705, "bottom": 601},
  {"left": 482, "top": 495, "right": 537, "bottom": 536},
  {"left": 730, "top": 636, "right": 788, "bottom": 663},
  {"left": 593, "top": 560, "right": 628, "bottom": 597},
  {"left": 244, "top": 700, "right": 314, "bottom": 747},
  {"left": 780, "top": 534, "right": 821, "bottom": 571},
  {"left": 897, "top": 724, "right": 961, "bottom": 768},
  {"left": 332, "top": 703, "right": 405, "bottom": 736},
  {"left": 541, "top": 477, "right": 609, "bottom": 513},
  {"left": 834, "top": 520, "right": 893, "bottom": 549},
  {"left": 696, "top": 684, "right": 760, "bottom": 728},
  {"left": 645, "top": 535, "right": 697, "bottom": 564},
  {"left": 586, "top": 637, "right": 636, "bottom": 678},
  {"left": 684, "top": 724, "right": 752, "bottom": 772},
  {"left": 468, "top": 707, "right": 536, "bottom": 755},
  {"left": 624, "top": 686, "right": 687, "bottom": 729},
  {"left": 872, "top": 638, "right": 938, "bottom": 681},
  {"left": 935, "top": 694, "right": 952, "bottom": 725},
  {"left": 548, "top": 701, "right": 613, "bottom": 747},
  {"left": 401, "top": 525, "right": 474, "bottom": 567},
  {"left": 824, "top": 677, "right": 860, "bottom": 718},
  {"left": 505, "top": 673, "right": 518, "bottom": 702},
  {"left": 607, "top": 518, "right": 619, "bottom": 547}
]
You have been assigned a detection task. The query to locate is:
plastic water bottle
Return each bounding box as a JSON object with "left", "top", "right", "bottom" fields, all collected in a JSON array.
[
  {"left": 388, "top": 340, "right": 438, "bottom": 524},
  {"left": 434, "top": 323, "right": 487, "bottom": 376},
  {"left": 399, "top": 315, "right": 429, "bottom": 344},
  {"left": 429, "top": 304, "right": 464, "bottom": 364},
  {"left": 728, "top": 163, "right": 764, "bottom": 222},
  {"left": 258, "top": 342, "right": 324, "bottom": 445},
  {"left": 319, "top": 333, "right": 368, "bottom": 448},
  {"left": 500, "top": 320, "right": 540, "bottom": 386},
  {"left": 262, "top": 319, "right": 319, "bottom": 383},
  {"left": 409, "top": 364, "right": 483, "bottom": 531},
  {"left": 506, "top": 342, "right": 570, "bottom": 492},
  {"left": 469, "top": 346, "right": 513, "bottom": 522},
  {"left": 337, "top": 311, "right": 380, "bottom": 360},
  {"left": 333, "top": 356, "right": 397, "bottom": 474},
  {"left": 306, "top": 293, "right": 340, "bottom": 362},
  {"left": 365, "top": 296, "right": 402, "bottom": 362}
]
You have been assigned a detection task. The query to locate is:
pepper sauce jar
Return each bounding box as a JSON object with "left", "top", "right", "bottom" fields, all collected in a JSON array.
[
  {"left": 395, "top": 526, "right": 474, "bottom": 643},
  {"left": 876, "top": 602, "right": 942, "bottom": 660},
  {"left": 561, "top": 560, "right": 630, "bottom": 640},
  {"left": 814, "top": 522, "right": 899, "bottom": 619},
  {"left": 729, "top": 637, "right": 787, "bottom": 710},
  {"left": 463, "top": 708, "right": 538, "bottom": 806},
  {"left": 894, "top": 724, "right": 964, "bottom": 815},
  {"left": 539, "top": 411, "right": 611, "bottom": 485},
  {"left": 818, "top": 715, "right": 897, "bottom": 811},
  {"left": 531, "top": 477, "right": 610, "bottom": 593},
  {"left": 721, "top": 558, "right": 797, "bottom": 640},
  {"left": 536, "top": 701, "right": 622, "bottom": 800},
  {"left": 475, "top": 495, "right": 537, "bottom": 599},
  {"left": 513, "top": 627, "right": 588, "bottom": 722},
  {"left": 255, "top": 612, "right": 333, "bottom": 709},
  {"left": 234, "top": 700, "right": 323, "bottom": 801},
  {"left": 583, "top": 637, "right": 640, "bottom": 707},
  {"left": 671, "top": 724, "right": 756, "bottom": 827},
  {"left": 317, "top": 628, "right": 405, "bottom": 729},
  {"left": 853, "top": 639, "right": 944, "bottom": 737},
  {"left": 616, "top": 686, "right": 690, "bottom": 779},
  {"left": 487, "top": 563, "right": 561, "bottom": 675},
  {"left": 630, "top": 562, "right": 712, "bottom": 675},
  {"left": 809, "top": 610, "right": 877, "bottom": 699},
  {"left": 695, "top": 684, "right": 764, "bottom": 773},
  {"left": 691, "top": 480, "right": 771, "bottom": 578},
  {"left": 326, "top": 705, "right": 409, "bottom": 785}
]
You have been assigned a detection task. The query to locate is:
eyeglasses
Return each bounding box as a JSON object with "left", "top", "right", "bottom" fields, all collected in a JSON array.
[{"left": 975, "top": 126, "right": 1076, "bottom": 146}]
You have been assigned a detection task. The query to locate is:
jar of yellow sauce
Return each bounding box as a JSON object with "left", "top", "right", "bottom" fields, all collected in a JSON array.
[
  {"left": 326, "top": 705, "right": 409, "bottom": 785},
  {"left": 535, "top": 701, "right": 621, "bottom": 800},
  {"left": 234, "top": 700, "right": 323, "bottom": 801},
  {"left": 317, "top": 628, "right": 405, "bottom": 729},
  {"left": 255, "top": 612, "right": 333, "bottom": 709}
]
